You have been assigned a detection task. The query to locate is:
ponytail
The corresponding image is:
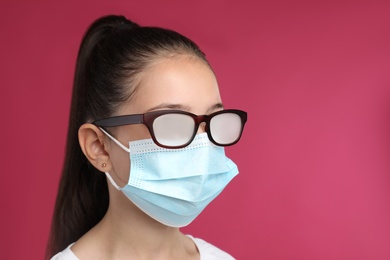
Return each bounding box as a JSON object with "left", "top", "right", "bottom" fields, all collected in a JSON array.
[{"left": 46, "top": 15, "right": 138, "bottom": 258}]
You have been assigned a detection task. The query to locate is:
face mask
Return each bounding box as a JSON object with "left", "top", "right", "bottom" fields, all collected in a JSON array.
[{"left": 104, "top": 132, "right": 239, "bottom": 227}]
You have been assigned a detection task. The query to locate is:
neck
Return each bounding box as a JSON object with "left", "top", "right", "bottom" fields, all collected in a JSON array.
[
  {"left": 82, "top": 188, "right": 197, "bottom": 259},
  {"left": 103, "top": 200, "right": 181, "bottom": 253}
]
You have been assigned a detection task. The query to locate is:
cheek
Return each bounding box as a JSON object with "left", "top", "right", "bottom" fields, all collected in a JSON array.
[
  {"left": 118, "top": 124, "right": 151, "bottom": 143},
  {"left": 110, "top": 147, "right": 131, "bottom": 187}
]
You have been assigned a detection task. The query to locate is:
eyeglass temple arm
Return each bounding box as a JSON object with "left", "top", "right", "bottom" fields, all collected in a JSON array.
[{"left": 93, "top": 114, "right": 144, "bottom": 127}]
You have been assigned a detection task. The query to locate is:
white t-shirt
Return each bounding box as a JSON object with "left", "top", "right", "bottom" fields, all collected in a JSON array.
[{"left": 51, "top": 235, "right": 235, "bottom": 260}]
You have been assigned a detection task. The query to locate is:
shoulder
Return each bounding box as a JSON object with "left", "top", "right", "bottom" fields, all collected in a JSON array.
[
  {"left": 50, "top": 243, "right": 78, "bottom": 260},
  {"left": 187, "top": 235, "right": 236, "bottom": 260}
]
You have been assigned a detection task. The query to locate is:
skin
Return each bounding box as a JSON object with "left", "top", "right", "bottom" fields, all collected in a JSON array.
[{"left": 76, "top": 56, "right": 223, "bottom": 259}]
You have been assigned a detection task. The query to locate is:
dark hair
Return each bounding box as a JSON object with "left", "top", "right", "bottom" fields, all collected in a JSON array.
[{"left": 46, "top": 15, "right": 209, "bottom": 259}]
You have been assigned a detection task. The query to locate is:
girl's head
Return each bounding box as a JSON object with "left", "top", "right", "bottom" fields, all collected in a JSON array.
[
  {"left": 47, "top": 14, "right": 220, "bottom": 257},
  {"left": 74, "top": 15, "right": 223, "bottom": 189}
]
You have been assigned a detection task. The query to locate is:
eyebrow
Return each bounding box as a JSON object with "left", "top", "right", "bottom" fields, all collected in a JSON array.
[
  {"left": 146, "top": 102, "right": 224, "bottom": 114},
  {"left": 207, "top": 103, "right": 224, "bottom": 113}
]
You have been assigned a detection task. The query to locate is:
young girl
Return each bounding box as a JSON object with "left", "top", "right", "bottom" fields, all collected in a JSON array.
[{"left": 47, "top": 15, "right": 247, "bottom": 259}]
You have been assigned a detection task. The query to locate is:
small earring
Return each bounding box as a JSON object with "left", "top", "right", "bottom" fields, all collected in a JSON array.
[{"left": 101, "top": 163, "right": 106, "bottom": 168}]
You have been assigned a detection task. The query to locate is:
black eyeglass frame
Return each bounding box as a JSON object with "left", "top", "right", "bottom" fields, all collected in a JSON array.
[{"left": 92, "top": 109, "right": 247, "bottom": 149}]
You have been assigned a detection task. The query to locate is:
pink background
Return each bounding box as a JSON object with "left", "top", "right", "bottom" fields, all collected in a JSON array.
[{"left": 1, "top": 1, "right": 390, "bottom": 259}]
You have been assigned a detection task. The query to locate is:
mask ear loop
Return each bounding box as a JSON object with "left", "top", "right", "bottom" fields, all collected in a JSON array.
[
  {"left": 97, "top": 127, "right": 130, "bottom": 190},
  {"left": 98, "top": 127, "right": 131, "bottom": 153},
  {"left": 105, "top": 172, "right": 122, "bottom": 190}
]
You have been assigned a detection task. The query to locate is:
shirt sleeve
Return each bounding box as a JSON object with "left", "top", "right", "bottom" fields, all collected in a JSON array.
[
  {"left": 187, "top": 235, "right": 236, "bottom": 260},
  {"left": 50, "top": 243, "right": 78, "bottom": 260}
]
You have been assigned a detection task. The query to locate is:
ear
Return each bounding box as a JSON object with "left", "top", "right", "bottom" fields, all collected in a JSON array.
[{"left": 78, "top": 123, "right": 112, "bottom": 172}]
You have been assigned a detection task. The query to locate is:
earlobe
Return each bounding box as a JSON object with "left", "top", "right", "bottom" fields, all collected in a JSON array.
[{"left": 78, "top": 124, "right": 112, "bottom": 172}]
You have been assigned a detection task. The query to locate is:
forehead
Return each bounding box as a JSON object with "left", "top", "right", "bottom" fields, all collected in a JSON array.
[{"left": 119, "top": 57, "right": 222, "bottom": 115}]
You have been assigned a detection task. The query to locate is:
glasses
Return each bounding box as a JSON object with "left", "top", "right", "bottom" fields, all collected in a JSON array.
[{"left": 92, "top": 109, "right": 247, "bottom": 149}]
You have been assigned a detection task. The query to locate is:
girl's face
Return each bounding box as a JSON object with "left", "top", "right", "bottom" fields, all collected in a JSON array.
[{"left": 106, "top": 56, "right": 223, "bottom": 188}]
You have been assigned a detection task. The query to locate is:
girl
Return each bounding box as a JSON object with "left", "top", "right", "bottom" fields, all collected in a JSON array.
[{"left": 47, "top": 15, "right": 247, "bottom": 259}]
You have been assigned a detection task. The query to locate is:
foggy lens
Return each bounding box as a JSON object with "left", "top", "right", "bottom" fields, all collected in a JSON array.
[
  {"left": 210, "top": 113, "right": 242, "bottom": 145},
  {"left": 153, "top": 113, "right": 195, "bottom": 147}
]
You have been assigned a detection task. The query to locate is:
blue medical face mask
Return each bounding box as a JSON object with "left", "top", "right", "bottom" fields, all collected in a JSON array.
[{"left": 103, "top": 132, "right": 239, "bottom": 227}]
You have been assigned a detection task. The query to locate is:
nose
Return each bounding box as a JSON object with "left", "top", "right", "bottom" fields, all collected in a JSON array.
[{"left": 197, "top": 122, "right": 207, "bottom": 134}]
